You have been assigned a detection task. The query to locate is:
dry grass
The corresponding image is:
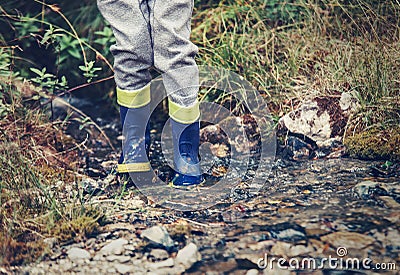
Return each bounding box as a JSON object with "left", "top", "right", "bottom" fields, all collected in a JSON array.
[
  {"left": 192, "top": 0, "right": 400, "bottom": 158},
  {"left": 0, "top": 81, "right": 104, "bottom": 266}
]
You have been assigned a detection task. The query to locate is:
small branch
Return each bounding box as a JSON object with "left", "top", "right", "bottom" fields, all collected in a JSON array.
[{"left": 58, "top": 75, "right": 114, "bottom": 97}]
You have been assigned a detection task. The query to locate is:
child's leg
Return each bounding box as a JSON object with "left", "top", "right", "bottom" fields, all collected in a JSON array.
[
  {"left": 152, "top": 0, "right": 199, "bottom": 107},
  {"left": 97, "top": 0, "right": 153, "bottom": 173},
  {"left": 97, "top": 0, "right": 153, "bottom": 90},
  {"left": 152, "top": 0, "right": 203, "bottom": 185}
]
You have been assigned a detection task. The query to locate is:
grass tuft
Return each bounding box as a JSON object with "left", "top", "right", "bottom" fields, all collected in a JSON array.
[
  {"left": 0, "top": 81, "right": 104, "bottom": 266},
  {"left": 193, "top": 0, "right": 400, "bottom": 160}
]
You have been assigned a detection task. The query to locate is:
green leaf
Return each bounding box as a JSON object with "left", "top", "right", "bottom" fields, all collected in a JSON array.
[{"left": 30, "top": 67, "right": 43, "bottom": 76}]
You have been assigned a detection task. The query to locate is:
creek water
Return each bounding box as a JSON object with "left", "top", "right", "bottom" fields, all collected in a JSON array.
[{"left": 62, "top": 95, "right": 400, "bottom": 274}]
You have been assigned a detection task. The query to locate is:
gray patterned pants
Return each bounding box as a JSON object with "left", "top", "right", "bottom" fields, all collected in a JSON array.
[{"left": 97, "top": 0, "right": 199, "bottom": 107}]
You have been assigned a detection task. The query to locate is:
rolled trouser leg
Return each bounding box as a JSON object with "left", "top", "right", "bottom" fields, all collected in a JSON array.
[
  {"left": 97, "top": 0, "right": 153, "bottom": 90},
  {"left": 117, "top": 84, "right": 151, "bottom": 173},
  {"left": 152, "top": 0, "right": 199, "bottom": 107},
  {"left": 169, "top": 99, "right": 203, "bottom": 186}
]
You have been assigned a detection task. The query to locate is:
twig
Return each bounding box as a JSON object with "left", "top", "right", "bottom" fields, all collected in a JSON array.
[
  {"left": 58, "top": 75, "right": 114, "bottom": 97},
  {"left": 179, "top": 217, "right": 210, "bottom": 227}
]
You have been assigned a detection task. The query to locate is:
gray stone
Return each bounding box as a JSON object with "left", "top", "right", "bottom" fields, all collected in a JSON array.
[
  {"left": 279, "top": 93, "right": 358, "bottom": 147},
  {"left": 147, "top": 258, "right": 175, "bottom": 270},
  {"left": 43, "top": 237, "right": 58, "bottom": 249},
  {"left": 67, "top": 247, "right": 91, "bottom": 261},
  {"left": 106, "top": 267, "right": 117, "bottom": 273},
  {"left": 106, "top": 255, "right": 131, "bottom": 263},
  {"left": 246, "top": 269, "right": 259, "bottom": 275},
  {"left": 100, "top": 238, "right": 128, "bottom": 255},
  {"left": 280, "top": 100, "right": 332, "bottom": 146},
  {"left": 353, "top": 181, "right": 387, "bottom": 199},
  {"left": 141, "top": 226, "right": 174, "bottom": 248},
  {"left": 115, "top": 263, "right": 134, "bottom": 274},
  {"left": 149, "top": 249, "right": 169, "bottom": 261},
  {"left": 124, "top": 244, "right": 136, "bottom": 251},
  {"left": 175, "top": 243, "right": 201, "bottom": 270}
]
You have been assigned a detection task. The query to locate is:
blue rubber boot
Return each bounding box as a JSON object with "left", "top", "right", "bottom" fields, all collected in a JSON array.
[
  {"left": 169, "top": 100, "right": 203, "bottom": 186},
  {"left": 116, "top": 84, "right": 151, "bottom": 173}
]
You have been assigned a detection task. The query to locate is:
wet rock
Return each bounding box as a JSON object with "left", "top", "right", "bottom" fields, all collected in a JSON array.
[
  {"left": 67, "top": 247, "right": 91, "bottom": 261},
  {"left": 200, "top": 115, "right": 260, "bottom": 158},
  {"left": 372, "top": 229, "right": 400, "bottom": 253},
  {"left": 353, "top": 181, "right": 388, "bottom": 199},
  {"left": 282, "top": 135, "right": 315, "bottom": 161},
  {"left": 149, "top": 249, "right": 169, "bottom": 261},
  {"left": 147, "top": 258, "right": 174, "bottom": 270},
  {"left": 377, "top": 196, "right": 400, "bottom": 209},
  {"left": 279, "top": 93, "right": 357, "bottom": 147},
  {"left": 114, "top": 263, "right": 134, "bottom": 274},
  {"left": 99, "top": 238, "right": 128, "bottom": 255},
  {"left": 175, "top": 243, "right": 201, "bottom": 270},
  {"left": 235, "top": 254, "right": 261, "bottom": 269},
  {"left": 263, "top": 222, "right": 307, "bottom": 243},
  {"left": 141, "top": 226, "right": 174, "bottom": 249},
  {"left": 320, "top": 231, "right": 375, "bottom": 249}
]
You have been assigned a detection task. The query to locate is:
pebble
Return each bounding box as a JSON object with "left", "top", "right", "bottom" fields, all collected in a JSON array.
[
  {"left": 246, "top": 269, "right": 259, "bottom": 275},
  {"left": 149, "top": 248, "right": 169, "bottom": 261},
  {"left": 147, "top": 258, "right": 174, "bottom": 270},
  {"left": 141, "top": 225, "right": 174, "bottom": 249},
  {"left": 265, "top": 222, "right": 307, "bottom": 242},
  {"left": 100, "top": 238, "right": 128, "bottom": 255},
  {"left": 353, "top": 181, "right": 385, "bottom": 199},
  {"left": 115, "top": 263, "right": 134, "bottom": 274},
  {"left": 106, "top": 255, "right": 131, "bottom": 263},
  {"left": 175, "top": 243, "right": 201, "bottom": 270},
  {"left": 43, "top": 237, "right": 58, "bottom": 249},
  {"left": 124, "top": 244, "right": 136, "bottom": 251},
  {"left": 67, "top": 247, "right": 91, "bottom": 261}
]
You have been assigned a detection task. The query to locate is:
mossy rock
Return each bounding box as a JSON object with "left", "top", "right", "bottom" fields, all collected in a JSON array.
[{"left": 344, "top": 126, "right": 400, "bottom": 161}]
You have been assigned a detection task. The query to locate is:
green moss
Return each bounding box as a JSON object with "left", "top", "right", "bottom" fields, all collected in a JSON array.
[
  {"left": 52, "top": 215, "right": 100, "bottom": 243},
  {"left": 344, "top": 126, "right": 400, "bottom": 161}
]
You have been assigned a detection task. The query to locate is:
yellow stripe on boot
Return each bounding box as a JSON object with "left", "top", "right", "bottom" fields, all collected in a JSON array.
[
  {"left": 117, "top": 83, "right": 151, "bottom": 108},
  {"left": 117, "top": 162, "right": 151, "bottom": 173},
  {"left": 168, "top": 99, "right": 200, "bottom": 124}
]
